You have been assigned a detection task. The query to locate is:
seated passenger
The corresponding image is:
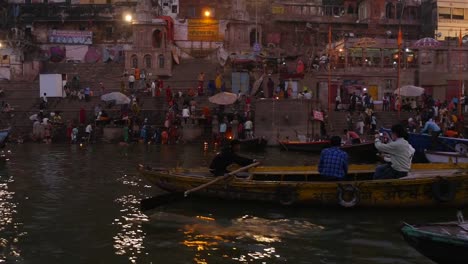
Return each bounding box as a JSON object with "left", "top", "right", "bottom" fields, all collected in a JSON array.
[
  {"left": 318, "top": 136, "right": 348, "bottom": 181},
  {"left": 373, "top": 124, "right": 415, "bottom": 180}
]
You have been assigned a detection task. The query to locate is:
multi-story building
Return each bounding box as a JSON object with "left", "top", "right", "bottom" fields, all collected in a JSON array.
[
  {"left": 0, "top": 0, "right": 177, "bottom": 80},
  {"left": 422, "top": 0, "right": 468, "bottom": 41}
]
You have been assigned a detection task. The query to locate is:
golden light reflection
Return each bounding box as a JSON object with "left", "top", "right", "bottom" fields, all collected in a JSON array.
[
  {"left": 178, "top": 214, "right": 324, "bottom": 263},
  {"left": 0, "top": 181, "right": 23, "bottom": 262},
  {"left": 113, "top": 175, "right": 149, "bottom": 263}
]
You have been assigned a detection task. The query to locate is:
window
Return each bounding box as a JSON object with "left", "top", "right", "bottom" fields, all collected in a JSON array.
[
  {"left": 152, "top": 30, "right": 162, "bottom": 48},
  {"left": 144, "top": 55, "right": 152, "bottom": 68},
  {"left": 187, "top": 6, "right": 196, "bottom": 18},
  {"left": 105, "top": 27, "right": 113, "bottom": 39},
  {"left": 385, "top": 3, "right": 395, "bottom": 19},
  {"left": 172, "top": 5, "right": 178, "bottom": 14},
  {"left": 439, "top": 7, "right": 451, "bottom": 20},
  {"left": 453, "top": 8, "right": 464, "bottom": 20},
  {"left": 131, "top": 55, "right": 138, "bottom": 68},
  {"left": 396, "top": 2, "right": 403, "bottom": 19},
  {"left": 158, "top": 54, "right": 165, "bottom": 68}
]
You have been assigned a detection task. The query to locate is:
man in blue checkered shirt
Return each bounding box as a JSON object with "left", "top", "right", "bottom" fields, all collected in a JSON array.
[{"left": 318, "top": 136, "right": 348, "bottom": 181}]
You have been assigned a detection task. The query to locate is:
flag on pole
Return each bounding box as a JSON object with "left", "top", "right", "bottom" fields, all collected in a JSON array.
[
  {"left": 459, "top": 29, "right": 463, "bottom": 47},
  {"left": 397, "top": 27, "right": 403, "bottom": 46}
]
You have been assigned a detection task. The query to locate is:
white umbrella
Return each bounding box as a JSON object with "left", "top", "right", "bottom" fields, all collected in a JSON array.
[
  {"left": 208, "top": 92, "right": 238, "bottom": 105},
  {"left": 101, "top": 92, "right": 130, "bottom": 105},
  {"left": 394, "top": 85, "right": 425, "bottom": 97}
]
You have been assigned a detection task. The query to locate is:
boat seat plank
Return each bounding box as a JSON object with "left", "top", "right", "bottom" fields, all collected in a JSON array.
[
  {"left": 252, "top": 170, "right": 375, "bottom": 175},
  {"left": 402, "top": 169, "right": 463, "bottom": 179}
]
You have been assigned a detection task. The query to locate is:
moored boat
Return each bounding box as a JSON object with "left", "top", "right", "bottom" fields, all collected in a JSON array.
[
  {"left": 278, "top": 140, "right": 330, "bottom": 152},
  {"left": 400, "top": 220, "right": 468, "bottom": 264},
  {"left": 425, "top": 150, "right": 468, "bottom": 164},
  {"left": 0, "top": 128, "right": 10, "bottom": 148},
  {"left": 380, "top": 128, "right": 468, "bottom": 154},
  {"left": 139, "top": 163, "right": 468, "bottom": 208}
]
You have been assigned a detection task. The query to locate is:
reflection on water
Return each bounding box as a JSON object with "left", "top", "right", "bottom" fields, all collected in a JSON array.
[
  {"left": 0, "top": 144, "right": 457, "bottom": 264},
  {"left": 113, "top": 174, "right": 149, "bottom": 263},
  {"left": 149, "top": 212, "right": 324, "bottom": 263},
  {"left": 0, "top": 172, "right": 22, "bottom": 263}
]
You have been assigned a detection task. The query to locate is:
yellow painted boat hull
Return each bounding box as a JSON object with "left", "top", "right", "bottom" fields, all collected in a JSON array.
[{"left": 138, "top": 163, "right": 468, "bottom": 208}]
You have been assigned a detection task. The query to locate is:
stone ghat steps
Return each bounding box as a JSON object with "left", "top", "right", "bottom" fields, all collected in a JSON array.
[
  {"left": 327, "top": 110, "right": 414, "bottom": 135},
  {"left": 43, "top": 62, "right": 125, "bottom": 81}
]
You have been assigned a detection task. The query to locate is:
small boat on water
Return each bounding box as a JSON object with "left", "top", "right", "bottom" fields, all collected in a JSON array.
[
  {"left": 400, "top": 216, "right": 468, "bottom": 264},
  {"left": 139, "top": 163, "right": 468, "bottom": 208},
  {"left": 0, "top": 128, "right": 10, "bottom": 148},
  {"left": 425, "top": 150, "right": 468, "bottom": 164},
  {"left": 278, "top": 140, "right": 330, "bottom": 152}
]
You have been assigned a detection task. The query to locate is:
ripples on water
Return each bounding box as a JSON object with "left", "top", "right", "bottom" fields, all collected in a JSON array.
[
  {"left": 0, "top": 180, "right": 22, "bottom": 263},
  {"left": 0, "top": 144, "right": 460, "bottom": 264}
]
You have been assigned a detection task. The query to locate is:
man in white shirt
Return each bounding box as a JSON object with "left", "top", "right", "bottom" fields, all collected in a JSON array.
[
  {"left": 85, "top": 123, "right": 93, "bottom": 143},
  {"left": 42, "top": 93, "right": 48, "bottom": 109},
  {"left": 182, "top": 106, "right": 190, "bottom": 124},
  {"left": 373, "top": 124, "right": 415, "bottom": 179},
  {"left": 151, "top": 80, "right": 156, "bottom": 97},
  {"left": 335, "top": 95, "right": 341, "bottom": 111},
  {"left": 128, "top": 74, "right": 135, "bottom": 91},
  {"left": 244, "top": 119, "right": 253, "bottom": 139}
]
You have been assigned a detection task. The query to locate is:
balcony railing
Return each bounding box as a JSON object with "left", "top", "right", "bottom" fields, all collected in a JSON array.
[
  {"left": 271, "top": 3, "right": 358, "bottom": 23},
  {"left": 18, "top": 4, "right": 116, "bottom": 22},
  {"left": 271, "top": 2, "right": 420, "bottom": 26}
]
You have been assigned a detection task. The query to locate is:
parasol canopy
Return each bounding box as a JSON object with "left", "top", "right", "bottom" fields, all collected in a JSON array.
[
  {"left": 412, "top": 38, "right": 441, "bottom": 49},
  {"left": 208, "top": 92, "right": 238, "bottom": 105},
  {"left": 101, "top": 92, "right": 130, "bottom": 105},
  {"left": 394, "top": 85, "right": 425, "bottom": 97}
]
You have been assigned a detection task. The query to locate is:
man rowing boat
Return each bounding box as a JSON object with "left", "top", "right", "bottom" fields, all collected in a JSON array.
[{"left": 209, "top": 139, "right": 257, "bottom": 176}]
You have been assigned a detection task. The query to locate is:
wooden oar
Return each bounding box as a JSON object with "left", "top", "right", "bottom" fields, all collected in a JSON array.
[
  {"left": 140, "top": 162, "right": 260, "bottom": 211},
  {"left": 184, "top": 162, "right": 260, "bottom": 197}
]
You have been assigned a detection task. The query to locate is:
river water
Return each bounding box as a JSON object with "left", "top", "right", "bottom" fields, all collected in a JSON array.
[{"left": 0, "top": 144, "right": 457, "bottom": 264}]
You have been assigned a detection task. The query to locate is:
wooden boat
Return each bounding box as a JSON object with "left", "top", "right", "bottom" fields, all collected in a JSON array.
[
  {"left": 400, "top": 220, "right": 468, "bottom": 264},
  {"left": 425, "top": 150, "right": 468, "bottom": 164},
  {"left": 139, "top": 163, "right": 468, "bottom": 208},
  {"left": 238, "top": 137, "right": 268, "bottom": 151},
  {"left": 0, "top": 128, "right": 10, "bottom": 148},
  {"left": 278, "top": 140, "right": 330, "bottom": 152}
]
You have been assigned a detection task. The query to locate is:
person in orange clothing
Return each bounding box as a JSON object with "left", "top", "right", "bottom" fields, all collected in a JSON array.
[{"left": 444, "top": 129, "right": 458, "bottom": 138}]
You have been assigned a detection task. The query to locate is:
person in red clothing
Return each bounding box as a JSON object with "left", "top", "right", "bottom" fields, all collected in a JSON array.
[
  {"left": 79, "top": 107, "right": 86, "bottom": 124},
  {"left": 343, "top": 129, "right": 361, "bottom": 144},
  {"left": 165, "top": 86, "right": 172, "bottom": 103}
]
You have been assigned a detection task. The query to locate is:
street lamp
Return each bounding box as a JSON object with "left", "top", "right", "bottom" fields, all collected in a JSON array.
[
  {"left": 124, "top": 14, "right": 133, "bottom": 23},
  {"left": 204, "top": 10, "right": 211, "bottom": 17}
]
